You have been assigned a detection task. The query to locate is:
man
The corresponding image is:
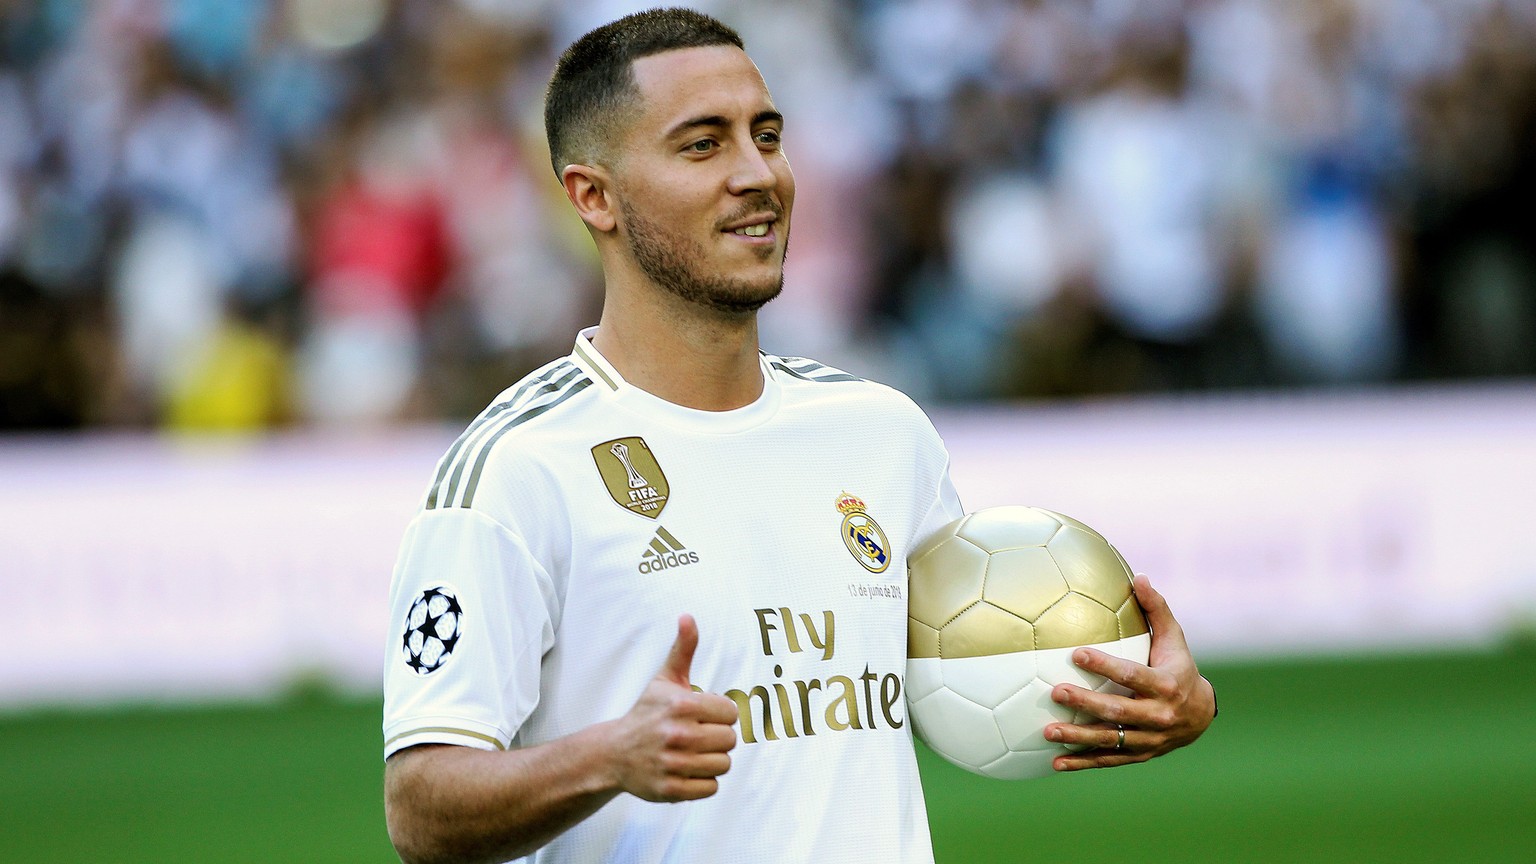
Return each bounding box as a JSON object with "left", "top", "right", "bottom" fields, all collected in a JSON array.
[{"left": 382, "top": 9, "right": 1216, "bottom": 864}]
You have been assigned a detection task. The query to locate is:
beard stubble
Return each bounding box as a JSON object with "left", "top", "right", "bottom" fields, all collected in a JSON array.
[{"left": 621, "top": 198, "right": 788, "bottom": 316}]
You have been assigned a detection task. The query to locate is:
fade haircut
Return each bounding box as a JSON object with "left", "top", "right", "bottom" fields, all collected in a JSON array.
[{"left": 544, "top": 8, "right": 745, "bottom": 176}]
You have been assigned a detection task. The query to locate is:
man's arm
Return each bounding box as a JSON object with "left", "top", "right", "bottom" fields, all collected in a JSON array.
[
  {"left": 385, "top": 615, "right": 739, "bottom": 864},
  {"left": 1044, "top": 575, "right": 1218, "bottom": 770}
]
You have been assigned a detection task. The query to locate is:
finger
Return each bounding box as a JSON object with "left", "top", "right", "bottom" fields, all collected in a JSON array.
[
  {"left": 658, "top": 614, "right": 699, "bottom": 686},
  {"left": 1135, "top": 574, "right": 1189, "bottom": 656},
  {"left": 695, "top": 692, "right": 743, "bottom": 727},
  {"left": 1069, "top": 647, "right": 1160, "bottom": 698},
  {"left": 666, "top": 715, "right": 738, "bottom": 753},
  {"left": 1052, "top": 682, "right": 1142, "bottom": 727},
  {"left": 1056, "top": 681, "right": 1181, "bottom": 730},
  {"left": 691, "top": 723, "right": 739, "bottom": 754},
  {"left": 1052, "top": 749, "right": 1151, "bottom": 772},
  {"left": 656, "top": 776, "right": 721, "bottom": 802},
  {"left": 1051, "top": 683, "right": 1126, "bottom": 724},
  {"left": 663, "top": 750, "right": 733, "bottom": 779},
  {"left": 1044, "top": 720, "right": 1128, "bottom": 750}
]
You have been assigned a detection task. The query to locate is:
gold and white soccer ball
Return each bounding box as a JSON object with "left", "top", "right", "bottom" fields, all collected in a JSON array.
[{"left": 906, "top": 506, "right": 1150, "bottom": 779}]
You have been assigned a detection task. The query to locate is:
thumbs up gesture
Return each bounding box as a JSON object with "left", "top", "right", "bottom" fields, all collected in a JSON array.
[{"left": 611, "top": 614, "right": 740, "bottom": 802}]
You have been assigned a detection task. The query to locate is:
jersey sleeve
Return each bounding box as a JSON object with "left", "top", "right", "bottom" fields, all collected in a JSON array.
[
  {"left": 912, "top": 452, "right": 965, "bottom": 547},
  {"left": 382, "top": 507, "right": 558, "bottom": 759},
  {"left": 897, "top": 394, "right": 966, "bottom": 548}
]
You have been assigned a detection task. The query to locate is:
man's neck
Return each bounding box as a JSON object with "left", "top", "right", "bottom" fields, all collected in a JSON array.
[{"left": 589, "top": 297, "right": 765, "bottom": 412}]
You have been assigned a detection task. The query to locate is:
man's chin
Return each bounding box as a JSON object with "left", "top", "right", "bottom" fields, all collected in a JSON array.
[{"left": 703, "top": 280, "right": 783, "bottom": 315}]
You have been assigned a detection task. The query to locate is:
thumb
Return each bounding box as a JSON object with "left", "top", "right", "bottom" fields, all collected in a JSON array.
[
  {"left": 1135, "top": 574, "right": 1189, "bottom": 658},
  {"left": 657, "top": 613, "right": 699, "bottom": 685}
]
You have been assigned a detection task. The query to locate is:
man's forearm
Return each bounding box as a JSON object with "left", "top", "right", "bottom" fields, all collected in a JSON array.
[{"left": 385, "top": 724, "right": 623, "bottom": 864}]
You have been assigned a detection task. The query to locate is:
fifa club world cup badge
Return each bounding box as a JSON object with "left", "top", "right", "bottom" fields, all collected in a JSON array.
[
  {"left": 592, "top": 437, "right": 670, "bottom": 519},
  {"left": 837, "top": 492, "right": 891, "bottom": 573}
]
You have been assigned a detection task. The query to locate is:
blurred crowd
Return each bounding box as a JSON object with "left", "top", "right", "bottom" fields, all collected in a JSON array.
[{"left": 1, "top": 0, "right": 1533, "bottom": 431}]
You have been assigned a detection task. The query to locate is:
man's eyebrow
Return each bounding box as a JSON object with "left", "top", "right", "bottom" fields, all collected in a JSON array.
[{"left": 666, "top": 110, "right": 784, "bottom": 138}]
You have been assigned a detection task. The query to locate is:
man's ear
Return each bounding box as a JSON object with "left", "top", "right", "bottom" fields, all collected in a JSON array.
[{"left": 562, "top": 164, "right": 617, "bottom": 234}]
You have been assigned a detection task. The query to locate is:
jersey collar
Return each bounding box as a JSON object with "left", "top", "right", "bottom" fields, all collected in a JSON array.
[{"left": 571, "top": 327, "right": 782, "bottom": 434}]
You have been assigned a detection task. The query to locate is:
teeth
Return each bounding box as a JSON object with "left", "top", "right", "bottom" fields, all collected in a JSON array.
[{"left": 733, "top": 224, "right": 769, "bottom": 237}]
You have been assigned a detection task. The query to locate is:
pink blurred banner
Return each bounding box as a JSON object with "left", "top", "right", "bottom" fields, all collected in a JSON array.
[{"left": 1, "top": 384, "right": 1532, "bottom": 706}]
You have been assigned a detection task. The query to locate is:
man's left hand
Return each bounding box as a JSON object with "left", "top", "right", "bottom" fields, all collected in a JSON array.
[{"left": 1044, "top": 574, "right": 1216, "bottom": 771}]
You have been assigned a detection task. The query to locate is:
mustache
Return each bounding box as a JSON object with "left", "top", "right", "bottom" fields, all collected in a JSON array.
[{"left": 715, "top": 196, "right": 784, "bottom": 230}]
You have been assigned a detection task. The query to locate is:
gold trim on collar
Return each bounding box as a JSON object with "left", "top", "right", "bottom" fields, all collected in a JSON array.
[{"left": 574, "top": 340, "right": 619, "bottom": 391}]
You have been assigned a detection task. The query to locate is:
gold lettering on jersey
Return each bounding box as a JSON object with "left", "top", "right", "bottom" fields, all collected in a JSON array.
[
  {"left": 591, "top": 437, "right": 670, "bottom": 519},
  {"left": 753, "top": 607, "right": 835, "bottom": 661},
  {"left": 721, "top": 607, "right": 904, "bottom": 744},
  {"left": 836, "top": 492, "right": 891, "bottom": 573}
]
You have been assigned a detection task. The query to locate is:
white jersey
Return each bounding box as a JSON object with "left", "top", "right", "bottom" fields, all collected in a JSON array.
[{"left": 384, "top": 328, "right": 964, "bottom": 864}]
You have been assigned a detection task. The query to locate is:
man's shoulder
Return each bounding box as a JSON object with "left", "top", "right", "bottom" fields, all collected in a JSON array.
[
  {"left": 468, "top": 356, "right": 602, "bottom": 445},
  {"left": 421, "top": 356, "right": 598, "bottom": 511},
  {"left": 762, "top": 352, "right": 867, "bottom": 385},
  {"left": 764, "top": 352, "right": 925, "bottom": 413}
]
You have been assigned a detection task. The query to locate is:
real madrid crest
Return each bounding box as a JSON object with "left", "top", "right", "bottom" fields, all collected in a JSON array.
[
  {"left": 592, "top": 437, "right": 670, "bottom": 519},
  {"left": 836, "top": 492, "right": 891, "bottom": 573}
]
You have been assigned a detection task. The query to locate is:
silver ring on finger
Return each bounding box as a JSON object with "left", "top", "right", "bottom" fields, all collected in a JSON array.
[{"left": 1114, "top": 724, "right": 1126, "bottom": 751}]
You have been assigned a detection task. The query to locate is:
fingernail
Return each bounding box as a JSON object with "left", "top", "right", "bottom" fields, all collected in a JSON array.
[
  {"left": 1046, "top": 727, "right": 1061, "bottom": 742},
  {"left": 1074, "top": 650, "right": 1090, "bottom": 665}
]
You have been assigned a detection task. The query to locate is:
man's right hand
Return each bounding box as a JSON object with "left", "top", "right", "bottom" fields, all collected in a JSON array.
[
  {"left": 385, "top": 614, "right": 740, "bottom": 863},
  {"left": 608, "top": 614, "right": 740, "bottom": 802}
]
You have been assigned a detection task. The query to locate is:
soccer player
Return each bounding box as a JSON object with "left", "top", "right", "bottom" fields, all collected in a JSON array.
[{"left": 382, "top": 9, "right": 1216, "bottom": 864}]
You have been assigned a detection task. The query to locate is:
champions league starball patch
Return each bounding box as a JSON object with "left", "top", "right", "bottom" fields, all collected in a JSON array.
[{"left": 401, "top": 586, "right": 464, "bottom": 675}]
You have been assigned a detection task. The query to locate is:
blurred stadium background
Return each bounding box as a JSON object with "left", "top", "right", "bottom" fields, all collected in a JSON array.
[{"left": 1, "top": 0, "right": 1533, "bottom": 861}]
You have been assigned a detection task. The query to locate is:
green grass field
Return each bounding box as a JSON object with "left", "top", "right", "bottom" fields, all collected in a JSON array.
[{"left": 3, "top": 647, "right": 1532, "bottom": 863}]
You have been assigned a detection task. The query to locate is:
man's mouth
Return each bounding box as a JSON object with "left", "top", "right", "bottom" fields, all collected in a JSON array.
[{"left": 721, "top": 203, "right": 782, "bottom": 239}]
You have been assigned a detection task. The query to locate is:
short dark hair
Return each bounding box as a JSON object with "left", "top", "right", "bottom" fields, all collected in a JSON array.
[{"left": 544, "top": 8, "right": 744, "bottom": 176}]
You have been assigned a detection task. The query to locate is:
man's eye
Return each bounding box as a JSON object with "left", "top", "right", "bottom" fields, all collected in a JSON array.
[
  {"left": 687, "top": 139, "right": 716, "bottom": 153},
  {"left": 755, "top": 130, "right": 781, "bottom": 146}
]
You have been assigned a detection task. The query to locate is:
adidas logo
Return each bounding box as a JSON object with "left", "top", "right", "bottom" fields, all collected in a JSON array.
[{"left": 638, "top": 526, "right": 700, "bottom": 574}]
